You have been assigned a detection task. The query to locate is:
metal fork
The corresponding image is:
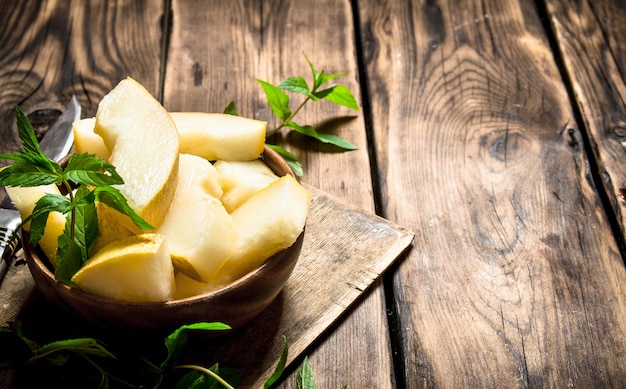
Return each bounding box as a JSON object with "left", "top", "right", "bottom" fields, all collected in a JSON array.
[{"left": 0, "top": 207, "right": 22, "bottom": 281}]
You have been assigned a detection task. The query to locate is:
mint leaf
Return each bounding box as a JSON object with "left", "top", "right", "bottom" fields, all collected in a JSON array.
[
  {"left": 72, "top": 185, "right": 99, "bottom": 260},
  {"left": 176, "top": 369, "right": 215, "bottom": 389},
  {"left": 304, "top": 54, "right": 323, "bottom": 90},
  {"left": 257, "top": 79, "right": 291, "bottom": 121},
  {"left": 264, "top": 336, "right": 289, "bottom": 388},
  {"left": 278, "top": 77, "right": 315, "bottom": 100},
  {"left": 304, "top": 54, "right": 347, "bottom": 89},
  {"left": 162, "top": 322, "right": 231, "bottom": 368},
  {"left": 175, "top": 365, "right": 243, "bottom": 389},
  {"left": 14, "top": 106, "right": 49, "bottom": 161},
  {"left": 55, "top": 233, "right": 84, "bottom": 284},
  {"left": 314, "top": 85, "right": 359, "bottom": 111},
  {"left": 286, "top": 122, "right": 357, "bottom": 150},
  {"left": 0, "top": 162, "right": 61, "bottom": 187},
  {"left": 32, "top": 337, "right": 115, "bottom": 362},
  {"left": 63, "top": 153, "right": 124, "bottom": 186},
  {"left": 296, "top": 357, "right": 316, "bottom": 389},
  {"left": 27, "top": 193, "right": 72, "bottom": 245},
  {"left": 265, "top": 144, "right": 303, "bottom": 176},
  {"left": 0, "top": 107, "right": 60, "bottom": 185},
  {"left": 93, "top": 186, "right": 155, "bottom": 231},
  {"left": 223, "top": 101, "right": 239, "bottom": 116},
  {"left": 316, "top": 71, "right": 349, "bottom": 88}
]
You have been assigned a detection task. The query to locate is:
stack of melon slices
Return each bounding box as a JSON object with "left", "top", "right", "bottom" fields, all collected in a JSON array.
[{"left": 8, "top": 77, "right": 310, "bottom": 302}]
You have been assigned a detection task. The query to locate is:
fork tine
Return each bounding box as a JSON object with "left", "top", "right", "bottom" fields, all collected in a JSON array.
[{"left": 0, "top": 209, "right": 22, "bottom": 280}]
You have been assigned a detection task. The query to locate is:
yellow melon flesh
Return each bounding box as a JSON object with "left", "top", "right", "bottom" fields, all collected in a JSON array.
[
  {"left": 173, "top": 271, "right": 220, "bottom": 299},
  {"left": 71, "top": 233, "right": 175, "bottom": 302},
  {"left": 72, "top": 117, "right": 111, "bottom": 160},
  {"left": 171, "top": 112, "right": 266, "bottom": 161},
  {"left": 5, "top": 185, "right": 67, "bottom": 267},
  {"left": 94, "top": 77, "right": 179, "bottom": 231},
  {"left": 211, "top": 175, "right": 310, "bottom": 287},
  {"left": 157, "top": 154, "right": 235, "bottom": 282},
  {"left": 213, "top": 159, "right": 279, "bottom": 213},
  {"left": 90, "top": 202, "right": 135, "bottom": 256}
]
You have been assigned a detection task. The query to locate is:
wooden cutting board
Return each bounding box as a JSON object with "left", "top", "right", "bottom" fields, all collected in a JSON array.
[{"left": 0, "top": 184, "right": 414, "bottom": 388}]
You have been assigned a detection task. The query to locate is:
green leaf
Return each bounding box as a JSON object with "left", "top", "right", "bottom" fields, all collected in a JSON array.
[
  {"left": 0, "top": 107, "right": 60, "bottom": 180},
  {"left": 286, "top": 122, "right": 357, "bottom": 150},
  {"left": 223, "top": 101, "right": 239, "bottom": 116},
  {"left": 27, "top": 193, "right": 72, "bottom": 245},
  {"left": 296, "top": 357, "right": 316, "bottom": 389},
  {"left": 264, "top": 336, "right": 289, "bottom": 388},
  {"left": 257, "top": 79, "right": 291, "bottom": 121},
  {"left": 63, "top": 153, "right": 124, "bottom": 186},
  {"left": 93, "top": 186, "right": 154, "bottom": 231},
  {"left": 72, "top": 185, "right": 99, "bottom": 260},
  {"left": 0, "top": 106, "right": 59, "bottom": 172},
  {"left": 304, "top": 54, "right": 323, "bottom": 90},
  {"left": 314, "top": 85, "right": 359, "bottom": 111},
  {"left": 175, "top": 370, "right": 209, "bottom": 389},
  {"left": 162, "top": 322, "right": 231, "bottom": 368},
  {"left": 0, "top": 161, "right": 61, "bottom": 187},
  {"left": 175, "top": 365, "right": 243, "bottom": 389},
  {"left": 316, "top": 71, "right": 349, "bottom": 88},
  {"left": 55, "top": 233, "right": 84, "bottom": 284},
  {"left": 278, "top": 77, "right": 315, "bottom": 100},
  {"left": 265, "top": 144, "right": 303, "bottom": 176},
  {"left": 32, "top": 338, "right": 116, "bottom": 362},
  {"left": 14, "top": 106, "right": 47, "bottom": 159}
]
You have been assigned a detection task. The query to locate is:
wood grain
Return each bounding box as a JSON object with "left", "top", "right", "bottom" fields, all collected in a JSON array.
[
  {"left": 164, "top": 1, "right": 395, "bottom": 388},
  {"left": 358, "top": 0, "right": 626, "bottom": 387},
  {"left": 0, "top": 0, "right": 165, "bottom": 157},
  {"left": 2, "top": 0, "right": 626, "bottom": 387},
  {"left": 544, "top": 0, "right": 626, "bottom": 243}
]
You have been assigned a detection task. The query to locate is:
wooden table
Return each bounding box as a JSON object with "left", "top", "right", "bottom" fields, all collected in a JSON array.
[{"left": 1, "top": 0, "right": 626, "bottom": 387}]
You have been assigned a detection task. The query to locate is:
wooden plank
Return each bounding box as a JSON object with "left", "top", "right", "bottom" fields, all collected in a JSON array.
[
  {"left": 164, "top": 1, "right": 397, "bottom": 388},
  {"left": 0, "top": 0, "right": 165, "bottom": 156},
  {"left": 0, "top": 185, "right": 413, "bottom": 388},
  {"left": 0, "top": 0, "right": 75, "bottom": 155},
  {"left": 544, "top": 0, "right": 626, "bottom": 242},
  {"left": 357, "top": 0, "right": 626, "bottom": 387}
]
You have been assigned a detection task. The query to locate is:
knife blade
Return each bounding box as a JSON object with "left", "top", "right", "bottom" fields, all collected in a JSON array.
[{"left": 0, "top": 95, "right": 81, "bottom": 281}]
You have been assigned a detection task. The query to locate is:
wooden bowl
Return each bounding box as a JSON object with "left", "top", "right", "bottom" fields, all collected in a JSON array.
[{"left": 23, "top": 146, "right": 304, "bottom": 333}]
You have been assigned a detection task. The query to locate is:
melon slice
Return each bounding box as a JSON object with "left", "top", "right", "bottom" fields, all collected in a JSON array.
[
  {"left": 94, "top": 77, "right": 179, "bottom": 231},
  {"left": 158, "top": 154, "right": 235, "bottom": 282},
  {"left": 171, "top": 112, "right": 266, "bottom": 161},
  {"left": 71, "top": 233, "right": 175, "bottom": 302}
]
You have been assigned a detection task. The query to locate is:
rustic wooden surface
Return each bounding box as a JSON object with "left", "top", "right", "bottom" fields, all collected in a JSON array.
[
  {"left": 1, "top": 0, "right": 626, "bottom": 388},
  {"left": 358, "top": 0, "right": 626, "bottom": 387},
  {"left": 546, "top": 0, "right": 626, "bottom": 243}
]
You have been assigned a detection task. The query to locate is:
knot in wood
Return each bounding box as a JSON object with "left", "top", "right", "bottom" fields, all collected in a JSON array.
[
  {"left": 611, "top": 125, "right": 626, "bottom": 138},
  {"left": 480, "top": 128, "right": 530, "bottom": 164}
]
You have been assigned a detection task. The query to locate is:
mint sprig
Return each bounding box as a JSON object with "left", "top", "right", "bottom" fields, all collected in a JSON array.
[
  {"left": 4, "top": 321, "right": 344, "bottom": 388},
  {"left": 226, "top": 55, "right": 359, "bottom": 176},
  {"left": 0, "top": 106, "right": 153, "bottom": 283}
]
